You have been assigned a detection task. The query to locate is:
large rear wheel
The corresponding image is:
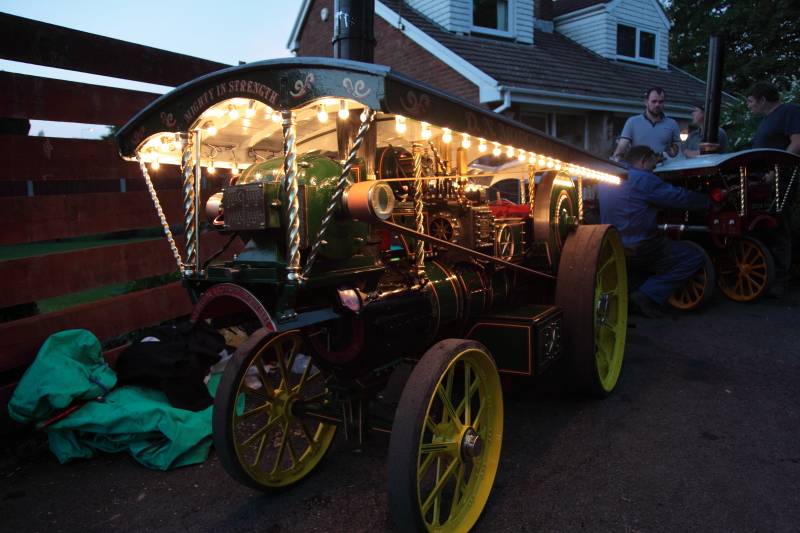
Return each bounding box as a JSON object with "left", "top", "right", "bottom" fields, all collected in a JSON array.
[
  {"left": 716, "top": 236, "right": 775, "bottom": 302},
  {"left": 555, "top": 224, "right": 628, "bottom": 396},
  {"left": 388, "top": 339, "right": 503, "bottom": 532},
  {"left": 212, "top": 328, "right": 336, "bottom": 491}
]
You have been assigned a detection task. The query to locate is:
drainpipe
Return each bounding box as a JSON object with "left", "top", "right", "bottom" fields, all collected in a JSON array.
[{"left": 493, "top": 87, "right": 511, "bottom": 114}]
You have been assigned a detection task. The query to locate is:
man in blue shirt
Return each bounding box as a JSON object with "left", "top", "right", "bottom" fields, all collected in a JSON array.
[
  {"left": 598, "top": 145, "right": 711, "bottom": 317},
  {"left": 683, "top": 102, "right": 728, "bottom": 157},
  {"left": 611, "top": 87, "right": 681, "bottom": 162}
]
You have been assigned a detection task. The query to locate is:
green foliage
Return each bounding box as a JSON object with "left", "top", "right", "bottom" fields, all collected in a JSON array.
[{"left": 666, "top": 0, "right": 800, "bottom": 149}]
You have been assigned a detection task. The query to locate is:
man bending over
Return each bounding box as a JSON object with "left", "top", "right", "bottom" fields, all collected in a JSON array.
[{"left": 598, "top": 145, "right": 711, "bottom": 317}]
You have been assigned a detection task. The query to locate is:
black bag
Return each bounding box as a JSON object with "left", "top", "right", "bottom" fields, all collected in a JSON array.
[{"left": 116, "top": 321, "right": 225, "bottom": 411}]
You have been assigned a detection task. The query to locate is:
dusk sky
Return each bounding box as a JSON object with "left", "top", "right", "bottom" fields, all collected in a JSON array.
[{"left": 0, "top": 0, "right": 305, "bottom": 136}]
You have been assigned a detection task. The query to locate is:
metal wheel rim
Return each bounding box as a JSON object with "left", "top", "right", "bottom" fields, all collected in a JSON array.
[
  {"left": 594, "top": 231, "right": 627, "bottom": 392},
  {"left": 668, "top": 267, "right": 709, "bottom": 309},
  {"left": 230, "top": 331, "right": 336, "bottom": 487},
  {"left": 415, "top": 348, "right": 503, "bottom": 532},
  {"left": 718, "top": 238, "right": 770, "bottom": 301}
]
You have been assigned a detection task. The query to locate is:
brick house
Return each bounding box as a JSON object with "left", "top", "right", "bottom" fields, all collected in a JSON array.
[{"left": 288, "top": 0, "right": 720, "bottom": 157}]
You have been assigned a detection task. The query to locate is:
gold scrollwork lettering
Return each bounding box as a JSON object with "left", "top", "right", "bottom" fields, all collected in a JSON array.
[
  {"left": 400, "top": 90, "right": 431, "bottom": 115},
  {"left": 342, "top": 77, "right": 371, "bottom": 98},
  {"left": 290, "top": 73, "right": 315, "bottom": 98}
]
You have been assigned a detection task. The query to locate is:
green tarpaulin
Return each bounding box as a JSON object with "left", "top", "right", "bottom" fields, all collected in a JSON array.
[{"left": 8, "top": 329, "right": 218, "bottom": 470}]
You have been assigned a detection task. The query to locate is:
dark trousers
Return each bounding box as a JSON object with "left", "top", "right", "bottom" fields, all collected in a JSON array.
[{"left": 626, "top": 236, "right": 705, "bottom": 304}]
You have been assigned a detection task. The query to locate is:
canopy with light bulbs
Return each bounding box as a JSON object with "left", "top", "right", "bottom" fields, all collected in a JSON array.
[{"left": 116, "top": 57, "right": 625, "bottom": 183}]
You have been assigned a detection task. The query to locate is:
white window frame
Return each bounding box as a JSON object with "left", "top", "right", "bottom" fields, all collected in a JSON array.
[
  {"left": 471, "top": 0, "right": 515, "bottom": 38},
  {"left": 615, "top": 24, "right": 658, "bottom": 66}
]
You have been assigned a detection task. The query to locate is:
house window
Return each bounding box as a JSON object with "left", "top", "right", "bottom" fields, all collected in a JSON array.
[
  {"left": 616, "top": 24, "right": 657, "bottom": 62},
  {"left": 473, "top": 0, "right": 510, "bottom": 33}
]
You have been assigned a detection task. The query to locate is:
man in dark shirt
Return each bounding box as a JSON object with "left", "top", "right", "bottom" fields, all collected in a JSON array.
[
  {"left": 747, "top": 81, "right": 800, "bottom": 155},
  {"left": 598, "top": 146, "right": 711, "bottom": 317}
]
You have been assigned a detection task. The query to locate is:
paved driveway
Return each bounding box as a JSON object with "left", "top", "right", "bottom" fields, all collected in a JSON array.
[{"left": 2, "top": 287, "right": 799, "bottom": 532}]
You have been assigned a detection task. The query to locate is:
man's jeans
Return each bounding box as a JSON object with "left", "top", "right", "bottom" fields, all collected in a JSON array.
[{"left": 626, "top": 236, "right": 705, "bottom": 304}]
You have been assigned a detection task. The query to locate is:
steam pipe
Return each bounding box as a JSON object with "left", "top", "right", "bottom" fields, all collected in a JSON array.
[
  {"left": 333, "top": 0, "right": 376, "bottom": 62},
  {"left": 701, "top": 35, "right": 725, "bottom": 154}
]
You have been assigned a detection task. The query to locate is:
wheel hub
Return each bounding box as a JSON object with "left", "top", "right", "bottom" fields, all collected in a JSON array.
[{"left": 460, "top": 428, "right": 483, "bottom": 459}]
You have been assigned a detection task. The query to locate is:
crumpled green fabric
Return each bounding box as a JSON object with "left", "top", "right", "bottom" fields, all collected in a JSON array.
[
  {"left": 8, "top": 329, "right": 117, "bottom": 422},
  {"left": 8, "top": 329, "right": 220, "bottom": 470}
]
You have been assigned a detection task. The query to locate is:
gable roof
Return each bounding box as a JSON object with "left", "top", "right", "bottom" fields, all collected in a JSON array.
[
  {"left": 552, "top": 0, "right": 610, "bottom": 17},
  {"left": 289, "top": 1, "right": 733, "bottom": 115},
  {"left": 380, "top": 0, "right": 717, "bottom": 114}
]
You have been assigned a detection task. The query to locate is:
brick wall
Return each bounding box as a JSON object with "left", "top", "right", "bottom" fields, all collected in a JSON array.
[{"left": 296, "top": 0, "right": 480, "bottom": 103}]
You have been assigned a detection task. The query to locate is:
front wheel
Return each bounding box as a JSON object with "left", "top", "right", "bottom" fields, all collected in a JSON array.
[
  {"left": 716, "top": 236, "right": 775, "bottom": 302},
  {"left": 212, "top": 328, "right": 337, "bottom": 491},
  {"left": 388, "top": 339, "right": 503, "bottom": 532}
]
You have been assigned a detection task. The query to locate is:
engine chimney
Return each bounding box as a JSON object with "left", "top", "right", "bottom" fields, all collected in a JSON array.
[
  {"left": 700, "top": 35, "right": 725, "bottom": 154},
  {"left": 332, "top": 0, "right": 376, "bottom": 62}
]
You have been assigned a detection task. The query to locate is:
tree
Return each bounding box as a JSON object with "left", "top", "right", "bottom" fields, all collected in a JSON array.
[{"left": 666, "top": 0, "right": 800, "bottom": 149}]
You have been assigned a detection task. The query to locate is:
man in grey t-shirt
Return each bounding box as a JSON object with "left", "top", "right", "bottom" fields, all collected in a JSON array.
[{"left": 612, "top": 87, "right": 681, "bottom": 161}]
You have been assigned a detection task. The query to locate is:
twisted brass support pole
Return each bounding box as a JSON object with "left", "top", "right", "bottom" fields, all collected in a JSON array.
[
  {"left": 739, "top": 166, "right": 747, "bottom": 217},
  {"left": 302, "top": 109, "right": 376, "bottom": 279},
  {"left": 528, "top": 165, "right": 536, "bottom": 220},
  {"left": 577, "top": 174, "right": 584, "bottom": 223},
  {"left": 282, "top": 110, "right": 302, "bottom": 283},
  {"left": 181, "top": 137, "right": 197, "bottom": 275},
  {"left": 778, "top": 166, "right": 798, "bottom": 213},
  {"left": 137, "top": 155, "right": 183, "bottom": 271},
  {"left": 413, "top": 144, "right": 427, "bottom": 282}
]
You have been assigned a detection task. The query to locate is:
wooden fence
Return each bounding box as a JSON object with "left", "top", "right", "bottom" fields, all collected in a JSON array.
[{"left": 0, "top": 13, "right": 239, "bottom": 411}]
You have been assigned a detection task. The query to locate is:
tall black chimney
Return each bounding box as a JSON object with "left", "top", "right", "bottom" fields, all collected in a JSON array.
[
  {"left": 701, "top": 35, "right": 725, "bottom": 154},
  {"left": 332, "top": 0, "right": 376, "bottom": 62}
]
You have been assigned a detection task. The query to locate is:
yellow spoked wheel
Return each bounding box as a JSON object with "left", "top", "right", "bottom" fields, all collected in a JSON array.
[
  {"left": 212, "top": 328, "right": 336, "bottom": 491},
  {"left": 388, "top": 339, "right": 503, "bottom": 532},
  {"left": 556, "top": 225, "right": 628, "bottom": 395},
  {"left": 717, "top": 236, "right": 775, "bottom": 302},
  {"left": 668, "top": 241, "right": 716, "bottom": 311}
]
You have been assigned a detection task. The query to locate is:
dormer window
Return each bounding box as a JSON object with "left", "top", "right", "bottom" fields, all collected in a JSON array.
[
  {"left": 472, "top": 0, "right": 512, "bottom": 36},
  {"left": 616, "top": 24, "right": 656, "bottom": 63}
]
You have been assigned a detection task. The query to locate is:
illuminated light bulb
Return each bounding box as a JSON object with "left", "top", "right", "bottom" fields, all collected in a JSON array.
[
  {"left": 461, "top": 133, "right": 471, "bottom": 149},
  {"left": 492, "top": 142, "right": 501, "bottom": 157},
  {"left": 554, "top": 160, "right": 562, "bottom": 171},
  {"left": 207, "top": 161, "right": 216, "bottom": 175},
  {"left": 360, "top": 109, "right": 368, "bottom": 122},
  {"left": 228, "top": 105, "right": 239, "bottom": 120},
  {"left": 317, "top": 104, "right": 329, "bottom": 123},
  {"left": 231, "top": 163, "right": 240, "bottom": 177},
  {"left": 264, "top": 106, "right": 273, "bottom": 119},
  {"left": 546, "top": 158, "right": 555, "bottom": 169},
  {"left": 528, "top": 152, "right": 537, "bottom": 164},
  {"left": 272, "top": 111, "right": 282, "bottom": 123},
  {"left": 442, "top": 128, "right": 452, "bottom": 143},
  {"left": 421, "top": 122, "right": 432, "bottom": 140},
  {"left": 506, "top": 145, "right": 515, "bottom": 158},
  {"left": 245, "top": 100, "right": 256, "bottom": 118},
  {"left": 338, "top": 100, "right": 349, "bottom": 120},
  {"left": 537, "top": 156, "right": 546, "bottom": 168},
  {"left": 150, "top": 158, "right": 160, "bottom": 171},
  {"left": 478, "top": 138, "right": 487, "bottom": 153},
  {"left": 517, "top": 149, "right": 526, "bottom": 162},
  {"left": 205, "top": 122, "right": 217, "bottom": 136},
  {"left": 395, "top": 115, "right": 407, "bottom": 134}
]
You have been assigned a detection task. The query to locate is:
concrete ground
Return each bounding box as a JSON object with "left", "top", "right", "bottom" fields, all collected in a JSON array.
[{"left": 2, "top": 285, "right": 799, "bottom": 532}]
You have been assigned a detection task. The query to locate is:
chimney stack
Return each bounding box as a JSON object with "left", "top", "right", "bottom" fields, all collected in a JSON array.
[{"left": 700, "top": 35, "right": 725, "bottom": 154}]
